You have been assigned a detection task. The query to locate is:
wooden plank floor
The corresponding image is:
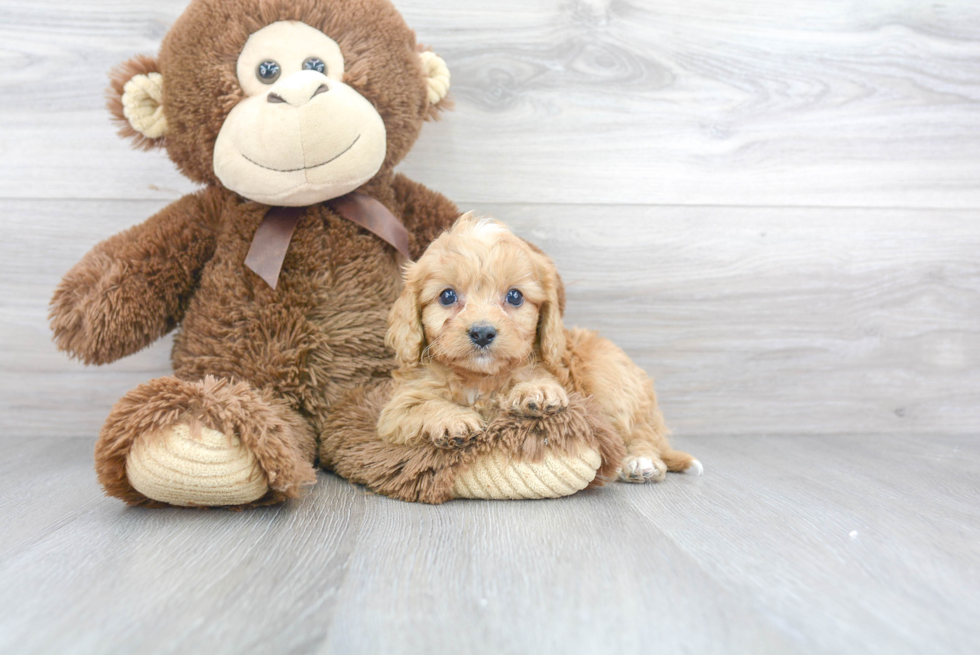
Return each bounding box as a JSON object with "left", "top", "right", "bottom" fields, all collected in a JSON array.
[{"left": 0, "top": 434, "right": 977, "bottom": 655}]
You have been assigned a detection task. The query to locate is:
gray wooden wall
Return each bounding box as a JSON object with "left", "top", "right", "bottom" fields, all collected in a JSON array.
[{"left": 1, "top": 0, "right": 978, "bottom": 439}]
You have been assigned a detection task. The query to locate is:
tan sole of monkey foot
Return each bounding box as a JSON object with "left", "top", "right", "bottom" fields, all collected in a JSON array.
[
  {"left": 452, "top": 447, "right": 601, "bottom": 500},
  {"left": 126, "top": 424, "right": 269, "bottom": 507}
]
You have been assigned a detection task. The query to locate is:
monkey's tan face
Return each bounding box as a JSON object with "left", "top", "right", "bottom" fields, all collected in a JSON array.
[
  {"left": 213, "top": 21, "right": 387, "bottom": 206},
  {"left": 416, "top": 221, "right": 546, "bottom": 376}
]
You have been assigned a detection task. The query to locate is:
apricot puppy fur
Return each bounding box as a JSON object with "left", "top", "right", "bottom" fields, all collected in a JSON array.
[{"left": 379, "top": 214, "right": 701, "bottom": 483}]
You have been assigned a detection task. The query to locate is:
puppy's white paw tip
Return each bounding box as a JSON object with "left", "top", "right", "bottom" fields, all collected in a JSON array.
[
  {"left": 627, "top": 457, "right": 652, "bottom": 476},
  {"left": 688, "top": 459, "right": 704, "bottom": 476},
  {"left": 619, "top": 456, "right": 663, "bottom": 483}
]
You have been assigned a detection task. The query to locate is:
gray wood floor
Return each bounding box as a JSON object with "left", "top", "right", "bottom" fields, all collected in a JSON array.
[
  {"left": 2, "top": 0, "right": 979, "bottom": 653},
  {"left": 0, "top": 434, "right": 977, "bottom": 655}
]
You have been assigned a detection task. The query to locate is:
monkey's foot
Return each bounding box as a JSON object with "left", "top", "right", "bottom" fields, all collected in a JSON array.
[
  {"left": 96, "top": 375, "right": 317, "bottom": 508},
  {"left": 453, "top": 447, "right": 601, "bottom": 500},
  {"left": 126, "top": 424, "right": 269, "bottom": 507}
]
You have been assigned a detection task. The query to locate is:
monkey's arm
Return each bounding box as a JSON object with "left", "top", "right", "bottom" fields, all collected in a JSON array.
[
  {"left": 392, "top": 174, "right": 460, "bottom": 258},
  {"left": 50, "top": 189, "right": 221, "bottom": 365}
]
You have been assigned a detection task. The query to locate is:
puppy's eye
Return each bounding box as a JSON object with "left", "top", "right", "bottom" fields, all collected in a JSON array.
[
  {"left": 439, "top": 289, "right": 458, "bottom": 306},
  {"left": 506, "top": 289, "right": 524, "bottom": 307},
  {"left": 257, "top": 60, "right": 281, "bottom": 84}
]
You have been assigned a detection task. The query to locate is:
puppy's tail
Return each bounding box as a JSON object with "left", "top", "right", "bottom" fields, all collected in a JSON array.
[{"left": 662, "top": 449, "right": 704, "bottom": 475}]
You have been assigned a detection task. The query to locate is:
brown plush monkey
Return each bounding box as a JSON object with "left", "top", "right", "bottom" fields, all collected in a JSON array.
[{"left": 50, "top": 0, "right": 616, "bottom": 507}]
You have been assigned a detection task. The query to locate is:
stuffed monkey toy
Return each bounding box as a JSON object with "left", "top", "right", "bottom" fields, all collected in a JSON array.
[{"left": 50, "top": 0, "right": 617, "bottom": 507}]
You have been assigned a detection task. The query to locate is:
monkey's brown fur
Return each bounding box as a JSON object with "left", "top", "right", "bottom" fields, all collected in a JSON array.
[{"left": 51, "top": 0, "right": 611, "bottom": 507}]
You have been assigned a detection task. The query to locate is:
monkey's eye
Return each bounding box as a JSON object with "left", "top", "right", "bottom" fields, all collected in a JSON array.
[
  {"left": 257, "top": 60, "right": 281, "bottom": 84},
  {"left": 303, "top": 57, "right": 327, "bottom": 74},
  {"left": 506, "top": 289, "right": 524, "bottom": 307},
  {"left": 439, "top": 289, "right": 458, "bottom": 306}
]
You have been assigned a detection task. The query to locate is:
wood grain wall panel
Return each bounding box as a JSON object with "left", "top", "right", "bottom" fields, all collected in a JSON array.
[
  {"left": 1, "top": 1, "right": 978, "bottom": 207},
  {"left": 4, "top": 200, "right": 976, "bottom": 437}
]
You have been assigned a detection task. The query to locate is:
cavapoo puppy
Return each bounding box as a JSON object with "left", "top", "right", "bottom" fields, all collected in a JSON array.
[{"left": 378, "top": 214, "right": 701, "bottom": 483}]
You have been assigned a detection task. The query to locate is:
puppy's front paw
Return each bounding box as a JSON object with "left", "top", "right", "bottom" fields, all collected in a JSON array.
[
  {"left": 618, "top": 456, "right": 667, "bottom": 483},
  {"left": 426, "top": 413, "right": 484, "bottom": 449},
  {"left": 507, "top": 381, "right": 569, "bottom": 417}
]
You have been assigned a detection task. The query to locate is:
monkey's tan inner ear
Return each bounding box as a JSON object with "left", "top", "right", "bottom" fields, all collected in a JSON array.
[
  {"left": 419, "top": 51, "right": 450, "bottom": 105},
  {"left": 122, "top": 73, "right": 169, "bottom": 139}
]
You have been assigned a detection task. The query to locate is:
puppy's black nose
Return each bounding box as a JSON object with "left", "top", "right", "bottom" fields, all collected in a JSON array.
[{"left": 469, "top": 324, "right": 497, "bottom": 348}]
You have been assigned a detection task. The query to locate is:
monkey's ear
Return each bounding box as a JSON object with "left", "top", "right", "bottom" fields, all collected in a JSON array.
[
  {"left": 418, "top": 48, "right": 453, "bottom": 121},
  {"left": 107, "top": 55, "right": 169, "bottom": 150},
  {"left": 386, "top": 266, "right": 426, "bottom": 366}
]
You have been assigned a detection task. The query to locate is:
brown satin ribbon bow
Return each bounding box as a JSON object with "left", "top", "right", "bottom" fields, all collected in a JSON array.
[{"left": 244, "top": 192, "right": 412, "bottom": 290}]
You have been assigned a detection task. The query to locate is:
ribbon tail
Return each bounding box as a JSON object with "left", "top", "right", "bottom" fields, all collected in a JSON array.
[
  {"left": 329, "top": 193, "right": 413, "bottom": 261},
  {"left": 244, "top": 206, "right": 305, "bottom": 290}
]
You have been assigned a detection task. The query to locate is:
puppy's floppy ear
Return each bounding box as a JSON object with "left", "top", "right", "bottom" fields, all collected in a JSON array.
[
  {"left": 523, "top": 240, "right": 566, "bottom": 317},
  {"left": 107, "top": 55, "right": 169, "bottom": 150},
  {"left": 531, "top": 249, "right": 568, "bottom": 374},
  {"left": 386, "top": 265, "right": 426, "bottom": 366}
]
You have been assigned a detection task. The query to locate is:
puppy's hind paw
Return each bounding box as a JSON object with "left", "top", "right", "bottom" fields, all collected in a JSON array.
[{"left": 618, "top": 456, "right": 667, "bottom": 484}]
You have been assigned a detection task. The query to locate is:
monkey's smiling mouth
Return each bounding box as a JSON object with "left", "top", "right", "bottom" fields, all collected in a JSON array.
[{"left": 241, "top": 134, "right": 361, "bottom": 173}]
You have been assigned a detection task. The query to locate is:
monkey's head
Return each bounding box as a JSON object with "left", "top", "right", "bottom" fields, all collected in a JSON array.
[{"left": 108, "top": 0, "right": 451, "bottom": 206}]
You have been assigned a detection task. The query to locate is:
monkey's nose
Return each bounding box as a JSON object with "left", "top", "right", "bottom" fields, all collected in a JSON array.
[
  {"left": 267, "top": 72, "right": 330, "bottom": 107},
  {"left": 469, "top": 324, "right": 497, "bottom": 348}
]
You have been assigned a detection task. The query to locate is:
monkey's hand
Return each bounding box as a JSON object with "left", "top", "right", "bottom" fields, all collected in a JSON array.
[{"left": 50, "top": 192, "right": 217, "bottom": 365}]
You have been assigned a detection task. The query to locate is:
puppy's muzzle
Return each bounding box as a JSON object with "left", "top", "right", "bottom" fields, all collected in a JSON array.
[{"left": 468, "top": 323, "right": 497, "bottom": 348}]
